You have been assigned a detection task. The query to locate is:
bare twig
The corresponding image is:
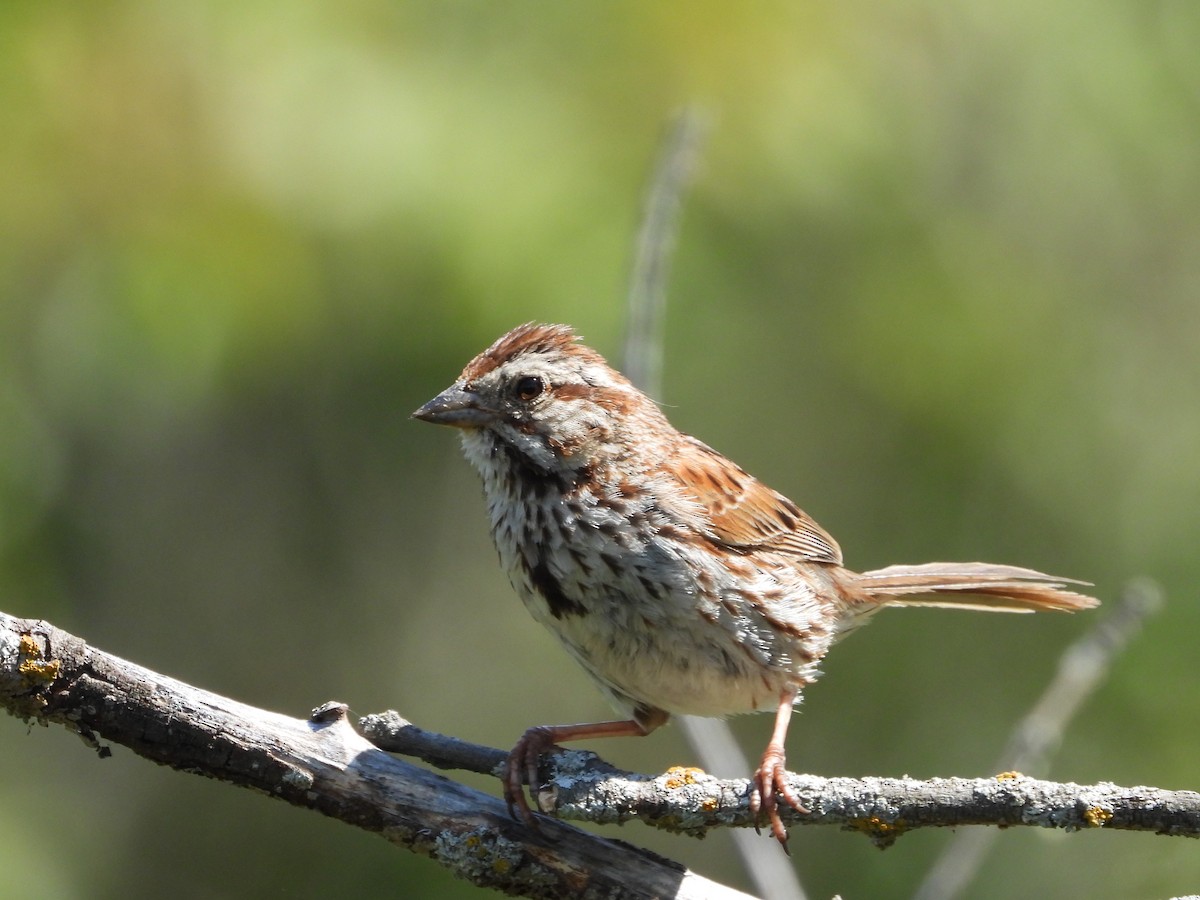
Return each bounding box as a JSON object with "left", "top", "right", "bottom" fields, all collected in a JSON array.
[
  {"left": 622, "top": 104, "right": 709, "bottom": 394},
  {"left": 914, "top": 579, "right": 1164, "bottom": 900},
  {"left": 362, "top": 707, "right": 1200, "bottom": 842}
]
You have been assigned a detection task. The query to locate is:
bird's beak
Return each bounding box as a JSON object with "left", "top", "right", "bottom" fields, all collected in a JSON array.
[{"left": 411, "top": 385, "right": 496, "bottom": 429}]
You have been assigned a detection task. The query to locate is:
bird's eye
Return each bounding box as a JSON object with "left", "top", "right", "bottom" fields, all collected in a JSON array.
[{"left": 513, "top": 375, "right": 546, "bottom": 402}]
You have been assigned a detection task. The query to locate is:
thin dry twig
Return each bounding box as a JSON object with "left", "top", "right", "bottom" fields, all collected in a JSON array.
[
  {"left": 362, "top": 708, "right": 1200, "bottom": 842},
  {"left": 362, "top": 710, "right": 1200, "bottom": 844},
  {"left": 622, "top": 104, "right": 709, "bottom": 394}
]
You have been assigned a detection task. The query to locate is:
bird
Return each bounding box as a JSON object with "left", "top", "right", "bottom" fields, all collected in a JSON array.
[{"left": 412, "top": 322, "right": 1097, "bottom": 845}]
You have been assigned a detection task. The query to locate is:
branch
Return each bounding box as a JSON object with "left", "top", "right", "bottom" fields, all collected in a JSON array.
[
  {"left": 0, "top": 611, "right": 752, "bottom": 900},
  {"left": 5, "top": 610, "right": 1197, "bottom": 900},
  {"left": 363, "top": 711, "right": 1200, "bottom": 844}
]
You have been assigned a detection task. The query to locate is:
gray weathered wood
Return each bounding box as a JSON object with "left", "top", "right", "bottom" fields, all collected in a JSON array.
[{"left": 0, "top": 611, "right": 754, "bottom": 900}]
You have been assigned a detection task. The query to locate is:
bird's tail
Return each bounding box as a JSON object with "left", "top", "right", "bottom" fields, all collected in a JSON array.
[{"left": 854, "top": 562, "right": 1098, "bottom": 613}]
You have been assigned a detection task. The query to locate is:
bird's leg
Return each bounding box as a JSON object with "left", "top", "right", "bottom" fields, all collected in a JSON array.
[
  {"left": 750, "top": 686, "right": 807, "bottom": 848},
  {"left": 504, "top": 718, "right": 653, "bottom": 825}
]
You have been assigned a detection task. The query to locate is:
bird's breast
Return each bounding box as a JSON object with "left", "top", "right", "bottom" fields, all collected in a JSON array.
[{"left": 481, "top": 478, "right": 837, "bottom": 717}]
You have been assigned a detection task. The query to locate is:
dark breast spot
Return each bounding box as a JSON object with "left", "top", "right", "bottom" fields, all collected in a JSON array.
[
  {"left": 637, "top": 574, "right": 662, "bottom": 599},
  {"left": 526, "top": 558, "right": 587, "bottom": 620},
  {"left": 567, "top": 547, "right": 593, "bottom": 575}
]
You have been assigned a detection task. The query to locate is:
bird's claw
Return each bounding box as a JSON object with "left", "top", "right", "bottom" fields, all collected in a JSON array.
[
  {"left": 503, "top": 725, "right": 558, "bottom": 827},
  {"left": 750, "top": 746, "right": 807, "bottom": 850}
]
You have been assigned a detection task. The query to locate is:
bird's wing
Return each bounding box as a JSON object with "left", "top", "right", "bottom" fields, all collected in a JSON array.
[{"left": 663, "top": 435, "right": 843, "bottom": 565}]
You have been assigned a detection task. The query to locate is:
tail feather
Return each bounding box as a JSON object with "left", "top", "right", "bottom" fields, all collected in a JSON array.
[{"left": 856, "top": 562, "right": 1098, "bottom": 613}]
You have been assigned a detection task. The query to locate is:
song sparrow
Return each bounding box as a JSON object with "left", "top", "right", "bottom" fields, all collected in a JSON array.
[{"left": 413, "top": 323, "right": 1097, "bottom": 845}]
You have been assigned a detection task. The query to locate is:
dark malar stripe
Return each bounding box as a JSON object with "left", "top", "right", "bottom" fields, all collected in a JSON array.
[{"left": 496, "top": 441, "right": 582, "bottom": 495}]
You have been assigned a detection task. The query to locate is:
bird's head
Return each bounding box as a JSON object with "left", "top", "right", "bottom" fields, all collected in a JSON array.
[{"left": 413, "top": 323, "right": 664, "bottom": 477}]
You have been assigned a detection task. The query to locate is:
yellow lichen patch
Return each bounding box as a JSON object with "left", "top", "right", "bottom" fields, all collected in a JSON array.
[
  {"left": 1084, "top": 806, "right": 1113, "bottom": 828},
  {"left": 995, "top": 771, "right": 1023, "bottom": 781},
  {"left": 700, "top": 797, "right": 718, "bottom": 812},
  {"left": 17, "top": 634, "right": 61, "bottom": 687},
  {"left": 662, "top": 766, "right": 706, "bottom": 789},
  {"left": 18, "top": 657, "right": 62, "bottom": 683},
  {"left": 850, "top": 816, "right": 908, "bottom": 847}
]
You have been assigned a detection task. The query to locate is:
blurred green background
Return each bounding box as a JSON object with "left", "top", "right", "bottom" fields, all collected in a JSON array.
[{"left": 2, "top": 2, "right": 1198, "bottom": 898}]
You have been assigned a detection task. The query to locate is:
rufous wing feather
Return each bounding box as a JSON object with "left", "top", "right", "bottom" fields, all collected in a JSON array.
[{"left": 665, "top": 436, "right": 843, "bottom": 565}]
